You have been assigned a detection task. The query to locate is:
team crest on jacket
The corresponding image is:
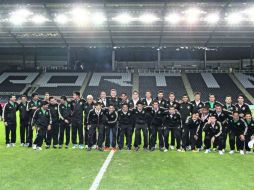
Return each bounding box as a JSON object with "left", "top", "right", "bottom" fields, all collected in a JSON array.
[
  {"left": 80, "top": 102, "right": 82, "bottom": 105},
  {"left": 187, "top": 106, "right": 190, "bottom": 109},
  {"left": 111, "top": 115, "right": 114, "bottom": 118},
  {"left": 237, "top": 123, "right": 240, "bottom": 126},
  {"left": 158, "top": 111, "right": 161, "bottom": 114},
  {"left": 128, "top": 113, "right": 130, "bottom": 116},
  {"left": 55, "top": 107, "right": 57, "bottom": 110},
  {"left": 84, "top": 106, "right": 87, "bottom": 109},
  {"left": 242, "top": 107, "right": 245, "bottom": 110}
]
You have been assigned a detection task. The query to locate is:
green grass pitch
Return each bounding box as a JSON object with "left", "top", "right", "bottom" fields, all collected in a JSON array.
[{"left": 0, "top": 118, "right": 254, "bottom": 190}]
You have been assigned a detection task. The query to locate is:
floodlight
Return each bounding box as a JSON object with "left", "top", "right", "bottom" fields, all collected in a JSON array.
[
  {"left": 165, "top": 13, "right": 181, "bottom": 24},
  {"left": 138, "top": 13, "right": 159, "bottom": 23},
  {"left": 113, "top": 13, "right": 133, "bottom": 24}
]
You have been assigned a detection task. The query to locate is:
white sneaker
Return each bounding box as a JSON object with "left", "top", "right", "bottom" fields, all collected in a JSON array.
[
  {"left": 36, "top": 147, "right": 42, "bottom": 151},
  {"left": 11, "top": 143, "right": 15, "bottom": 147},
  {"left": 170, "top": 145, "right": 175, "bottom": 150},
  {"left": 79, "top": 145, "right": 84, "bottom": 149},
  {"left": 164, "top": 149, "right": 168, "bottom": 152},
  {"left": 6, "top": 144, "right": 11, "bottom": 148},
  {"left": 177, "top": 149, "right": 182, "bottom": 152},
  {"left": 24, "top": 143, "right": 29, "bottom": 147},
  {"left": 205, "top": 149, "right": 211, "bottom": 154},
  {"left": 72, "top": 144, "right": 78, "bottom": 149},
  {"left": 20, "top": 143, "right": 24, "bottom": 147},
  {"left": 85, "top": 145, "right": 88, "bottom": 149},
  {"left": 248, "top": 139, "right": 254, "bottom": 149},
  {"left": 240, "top": 150, "right": 244, "bottom": 155},
  {"left": 219, "top": 150, "right": 224, "bottom": 155},
  {"left": 229, "top": 150, "right": 234, "bottom": 154},
  {"left": 92, "top": 145, "right": 97, "bottom": 149},
  {"left": 32, "top": 144, "right": 37, "bottom": 150}
]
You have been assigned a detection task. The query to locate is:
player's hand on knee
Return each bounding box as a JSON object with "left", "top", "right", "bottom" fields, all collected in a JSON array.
[{"left": 240, "top": 135, "right": 245, "bottom": 141}]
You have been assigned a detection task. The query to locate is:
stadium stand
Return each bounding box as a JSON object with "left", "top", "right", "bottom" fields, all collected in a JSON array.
[
  {"left": 139, "top": 73, "right": 186, "bottom": 99},
  {"left": 187, "top": 73, "right": 250, "bottom": 103},
  {"left": 84, "top": 73, "right": 133, "bottom": 98},
  {"left": 34, "top": 73, "right": 86, "bottom": 96},
  {"left": 234, "top": 73, "right": 254, "bottom": 98}
]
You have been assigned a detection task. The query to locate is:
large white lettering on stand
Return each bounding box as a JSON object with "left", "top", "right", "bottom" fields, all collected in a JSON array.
[
  {"left": 200, "top": 73, "right": 220, "bottom": 88},
  {"left": 139, "top": 73, "right": 181, "bottom": 86},
  {"left": 89, "top": 73, "right": 132, "bottom": 86},
  {"left": 234, "top": 73, "right": 254, "bottom": 88},
  {"left": 0, "top": 72, "right": 39, "bottom": 84}
]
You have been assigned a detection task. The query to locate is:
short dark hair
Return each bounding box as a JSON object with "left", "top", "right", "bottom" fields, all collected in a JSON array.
[
  {"left": 132, "top": 90, "right": 139, "bottom": 94},
  {"left": 32, "top": 92, "right": 38, "bottom": 98},
  {"left": 41, "top": 101, "right": 49, "bottom": 106},
  {"left": 238, "top": 94, "right": 244, "bottom": 99},
  {"left": 168, "top": 92, "right": 175, "bottom": 96},
  {"left": 73, "top": 91, "right": 80, "bottom": 97},
  {"left": 49, "top": 96, "right": 54, "bottom": 101},
  {"left": 194, "top": 92, "right": 201, "bottom": 96},
  {"left": 9, "top": 94, "right": 15, "bottom": 99},
  {"left": 157, "top": 90, "right": 163, "bottom": 94},
  {"left": 233, "top": 111, "right": 239, "bottom": 115},
  {"left": 60, "top": 96, "right": 67, "bottom": 101},
  {"left": 21, "top": 95, "right": 27, "bottom": 98},
  {"left": 122, "top": 103, "right": 129, "bottom": 107}
]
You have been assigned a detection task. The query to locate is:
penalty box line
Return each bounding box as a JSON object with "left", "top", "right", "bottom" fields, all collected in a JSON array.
[{"left": 89, "top": 150, "right": 115, "bottom": 190}]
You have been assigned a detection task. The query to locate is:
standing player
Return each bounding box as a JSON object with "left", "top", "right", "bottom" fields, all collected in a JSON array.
[
  {"left": 128, "top": 90, "right": 140, "bottom": 109},
  {"left": 149, "top": 100, "right": 165, "bottom": 151},
  {"left": 118, "top": 103, "right": 134, "bottom": 150},
  {"left": 163, "top": 106, "right": 182, "bottom": 152},
  {"left": 17, "top": 95, "right": 29, "bottom": 146},
  {"left": 203, "top": 115, "right": 223, "bottom": 155},
  {"left": 224, "top": 95, "right": 236, "bottom": 112},
  {"left": 46, "top": 97, "right": 59, "bottom": 149},
  {"left": 234, "top": 95, "right": 251, "bottom": 118},
  {"left": 87, "top": 102, "right": 105, "bottom": 151},
  {"left": 44, "top": 92, "right": 50, "bottom": 103},
  {"left": 104, "top": 104, "right": 118, "bottom": 151},
  {"left": 204, "top": 94, "right": 223, "bottom": 111},
  {"left": 98, "top": 91, "right": 108, "bottom": 108},
  {"left": 26, "top": 92, "right": 42, "bottom": 147},
  {"left": 155, "top": 90, "right": 167, "bottom": 108},
  {"left": 107, "top": 89, "right": 121, "bottom": 110},
  {"left": 2, "top": 94, "right": 18, "bottom": 147},
  {"left": 84, "top": 95, "right": 95, "bottom": 148},
  {"left": 31, "top": 101, "right": 52, "bottom": 151},
  {"left": 133, "top": 101, "right": 149, "bottom": 151},
  {"left": 228, "top": 111, "right": 247, "bottom": 155},
  {"left": 71, "top": 91, "right": 86, "bottom": 149},
  {"left": 191, "top": 92, "right": 204, "bottom": 113},
  {"left": 58, "top": 96, "right": 72, "bottom": 149}
]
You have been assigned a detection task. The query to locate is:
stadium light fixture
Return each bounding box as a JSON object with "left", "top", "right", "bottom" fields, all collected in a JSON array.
[
  {"left": 244, "top": 7, "right": 254, "bottom": 22},
  {"left": 71, "top": 7, "right": 90, "bottom": 26},
  {"left": 31, "top": 15, "right": 48, "bottom": 24},
  {"left": 226, "top": 13, "right": 243, "bottom": 25},
  {"left": 55, "top": 14, "right": 69, "bottom": 24},
  {"left": 9, "top": 8, "right": 33, "bottom": 25},
  {"left": 205, "top": 13, "right": 220, "bottom": 24},
  {"left": 113, "top": 13, "right": 134, "bottom": 24},
  {"left": 165, "top": 13, "right": 181, "bottom": 24},
  {"left": 138, "top": 13, "right": 159, "bottom": 23},
  {"left": 185, "top": 8, "right": 202, "bottom": 24},
  {"left": 91, "top": 12, "right": 107, "bottom": 25}
]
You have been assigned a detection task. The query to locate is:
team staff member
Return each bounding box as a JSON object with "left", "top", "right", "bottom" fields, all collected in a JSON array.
[
  {"left": 163, "top": 106, "right": 182, "bottom": 152},
  {"left": 228, "top": 111, "right": 247, "bottom": 155},
  {"left": 87, "top": 102, "right": 105, "bottom": 151},
  {"left": 133, "top": 101, "right": 149, "bottom": 151},
  {"left": 104, "top": 104, "right": 118, "bottom": 151},
  {"left": 118, "top": 103, "right": 134, "bottom": 150},
  {"left": 31, "top": 101, "right": 52, "bottom": 151},
  {"left": 26, "top": 92, "right": 42, "bottom": 147},
  {"left": 183, "top": 112, "right": 201, "bottom": 151},
  {"left": 107, "top": 89, "right": 121, "bottom": 109},
  {"left": 203, "top": 115, "right": 223, "bottom": 155},
  {"left": 17, "top": 95, "right": 29, "bottom": 146},
  {"left": 204, "top": 94, "right": 223, "bottom": 111},
  {"left": 244, "top": 113, "right": 254, "bottom": 153},
  {"left": 46, "top": 97, "right": 59, "bottom": 149},
  {"left": 71, "top": 91, "right": 86, "bottom": 149},
  {"left": 191, "top": 92, "right": 204, "bottom": 113},
  {"left": 2, "top": 94, "right": 18, "bottom": 147},
  {"left": 148, "top": 101, "right": 165, "bottom": 151},
  {"left": 224, "top": 95, "right": 236, "bottom": 112},
  {"left": 58, "top": 96, "right": 72, "bottom": 149}
]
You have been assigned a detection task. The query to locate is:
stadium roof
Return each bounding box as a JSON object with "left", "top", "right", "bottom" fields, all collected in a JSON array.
[{"left": 0, "top": 0, "right": 254, "bottom": 48}]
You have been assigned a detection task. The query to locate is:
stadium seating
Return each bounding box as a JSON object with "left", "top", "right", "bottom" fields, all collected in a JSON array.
[
  {"left": 84, "top": 73, "right": 133, "bottom": 98},
  {"left": 139, "top": 73, "right": 186, "bottom": 99},
  {"left": 187, "top": 73, "right": 249, "bottom": 103},
  {"left": 234, "top": 73, "right": 254, "bottom": 98}
]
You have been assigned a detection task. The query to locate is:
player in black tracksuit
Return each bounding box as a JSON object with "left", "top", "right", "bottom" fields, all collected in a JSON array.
[
  {"left": 46, "top": 97, "right": 59, "bottom": 148},
  {"left": 163, "top": 106, "right": 182, "bottom": 151},
  {"left": 224, "top": 95, "right": 236, "bottom": 113},
  {"left": 118, "top": 103, "right": 134, "bottom": 150},
  {"left": 58, "top": 96, "right": 72, "bottom": 148},
  {"left": 2, "top": 95, "right": 18, "bottom": 146},
  {"left": 87, "top": 102, "right": 105, "bottom": 151},
  {"left": 244, "top": 113, "right": 254, "bottom": 152},
  {"left": 210, "top": 104, "right": 231, "bottom": 150},
  {"left": 104, "top": 104, "right": 118, "bottom": 150},
  {"left": 204, "top": 94, "right": 223, "bottom": 111},
  {"left": 183, "top": 113, "right": 201, "bottom": 151},
  {"left": 228, "top": 111, "right": 248, "bottom": 154},
  {"left": 148, "top": 100, "right": 165, "bottom": 151},
  {"left": 26, "top": 92, "right": 42, "bottom": 147},
  {"left": 133, "top": 101, "right": 149, "bottom": 151},
  {"left": 234, "top": 95, "right": 251, "bottom": 118},
  {"left": 179, "top": 95, "right": 193, "bottom": 149},
  {"left": 84, "top": 96, "right": 95, "bottom": 147},
  {"left": 155, "top": 90, "right": 167, "bottom": 109},
  {"left": 107, "top": 89, "right": 121, "bottom": 110},
  {"left": 17, "top": 95, "right": 29, "bottom": 146},
  {"left": 191, "top": 92, "right": 204, "bottom": 113},
  {"left": 198, "top": 106, "right": 211, "bottom": 150},
  {"left": 31, "top": 101, "right": 52, "bottom": 150},
  {"left": 166, "top": 92, "right": 180, "bottom": 149},
  {"left": 203, "top": 115, "right": 223, "bottom": 153},
  {"left": 70, "top": 91, "right": 85, "bottom": 149}
]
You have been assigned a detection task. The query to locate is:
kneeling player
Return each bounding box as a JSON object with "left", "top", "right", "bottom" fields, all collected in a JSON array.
[
  {"left": 228, "top": 111, "right": 247, "bottom": 155},
  {"left": 203, "top": 115, "right": 223, "bottom": 155},
  {"left": 163, "top": 106, "right": 181, "bottom": 152},
  {"left": 244, "top": 113, "right": 254, "bottom": 153},
  {"left": 31, "top": 101, "right": 52, "bottom": 150}
]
